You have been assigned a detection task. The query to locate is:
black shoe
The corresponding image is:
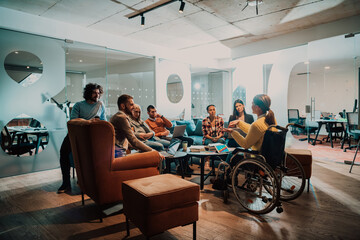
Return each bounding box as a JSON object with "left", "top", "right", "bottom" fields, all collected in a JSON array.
[
  {"left": 176, "top": 167, "right": 191, "bottom": 177},
  {"left": 57, "top": 183, "right": 71, "bottom": 194},
  {"left": 185, "top": 166, "right": 194, "bottom": 173}
]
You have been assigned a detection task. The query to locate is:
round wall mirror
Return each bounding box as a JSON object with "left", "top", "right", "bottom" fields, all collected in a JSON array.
[
  {"left": 1, "top": 115, "right": 49, "bottom": 157},
  {"left": 4, "top": 51, "right": 43, "bottom": 87},
  {"left": 166, "top": 74, "right": 184, "bottom": 103}
]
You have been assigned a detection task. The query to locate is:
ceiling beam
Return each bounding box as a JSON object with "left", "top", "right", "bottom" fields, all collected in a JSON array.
[{"left": 125, "top": 0, "right": 177, "bottom": 19}]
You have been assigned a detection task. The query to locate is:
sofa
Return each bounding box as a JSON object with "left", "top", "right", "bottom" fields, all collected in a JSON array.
[{"left": 170, "top": 119, "right": 229, "bottom": 145}]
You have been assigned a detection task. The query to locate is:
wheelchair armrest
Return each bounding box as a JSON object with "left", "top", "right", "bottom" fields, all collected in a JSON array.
[{"left": 232, "top": 147, "right": 259, "bottom": 155}]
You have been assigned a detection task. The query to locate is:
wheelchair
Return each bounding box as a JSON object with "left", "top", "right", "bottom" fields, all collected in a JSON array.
[{"left": 213, "top": 123, "right": 306, "bottom": 214}]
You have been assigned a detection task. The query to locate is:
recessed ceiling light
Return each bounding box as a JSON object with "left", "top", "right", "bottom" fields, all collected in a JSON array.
[
  {"left": 26, "top": 66, "right": 30, "bottom": 69},
  {"left": 79, "top": 59, "right": 83, "bottom": 63},
  {"left": 324, "top": 66, "right": 330, "bottom": 69},
  {"left": 15, "top": 51, "right": 19, "bottom": 54}
]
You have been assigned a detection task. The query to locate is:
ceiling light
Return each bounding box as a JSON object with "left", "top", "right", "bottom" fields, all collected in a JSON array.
[
  {"left": 304, "top": 61, "right": 309, "bottom": 65},
  {"left": 179, "top": 0, "right": 185, "bottom": 13},
  {"left": 141, "top": 14, "right": 145, "bottom": 26},
  {"left": 248, "top": 0, "right": 263, "bottom": 7},
  {"left": 79, "top": 59, "right": 83, "bottom": 63},
  {"left": 324, "top": 66, "right": 330, "bottom": 70}
]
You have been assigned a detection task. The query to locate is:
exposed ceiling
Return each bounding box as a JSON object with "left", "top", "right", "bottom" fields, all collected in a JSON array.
[{"left": 1, "top": 0, "right": 360, "bottom": 52}]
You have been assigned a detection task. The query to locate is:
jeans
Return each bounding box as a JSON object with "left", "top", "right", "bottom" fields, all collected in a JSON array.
[
  {"left": 144, "top": 139, "right": 168, "bottom": 151},
  {"left": 204, "top": 137, "right": 225, "bottom": 146},
  {"left": 59, "top": 135, "right": 71, "bottom": 185}
]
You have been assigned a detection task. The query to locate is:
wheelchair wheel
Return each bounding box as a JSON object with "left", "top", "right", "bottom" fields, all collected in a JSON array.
[
  {"left": 278, "top": 153, "right": 305, "bottom": 201},
  {"left": 231, "top": 158, "right": 280, "bottom": 214}
]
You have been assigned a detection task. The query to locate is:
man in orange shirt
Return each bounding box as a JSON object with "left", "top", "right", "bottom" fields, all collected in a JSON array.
[
  {"left": 145, "top": 105, "right": 194, "bottom": 175},
  {"left": 145, "top": 105, "right": 173, "bottom": 138}
]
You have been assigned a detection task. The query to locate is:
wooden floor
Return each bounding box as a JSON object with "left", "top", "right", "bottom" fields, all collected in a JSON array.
[{"left": 1, "top": 140, "right": 360, "bottom": 239}]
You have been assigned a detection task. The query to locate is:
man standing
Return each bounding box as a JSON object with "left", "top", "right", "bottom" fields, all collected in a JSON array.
[
  {"left": 110, "top": 95, "right": 164, "bottom": 160},
  {"left": 58, "top": 83, "right": 106, "bottom": 193}
]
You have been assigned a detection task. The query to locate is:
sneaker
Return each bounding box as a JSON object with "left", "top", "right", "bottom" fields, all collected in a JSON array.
[
  {"left": 57, "top": 183, "right": 71, "bottom": 194},
  {"left": 176, "top": 166, "right": 191, "bottom": 177},
  {"left": 185, "top": 166, "right": 194, "bottom": 173}
]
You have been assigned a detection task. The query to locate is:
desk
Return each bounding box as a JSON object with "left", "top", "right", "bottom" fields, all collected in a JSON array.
[
  {"left": 7, "top": 127, "right": 49, "bottom": 154},
  {"left": 312, "top": 120, "right": 346, "bottom": 148},
  {"left": 187, "top": 147, "right": 233, "bottom": 190}
]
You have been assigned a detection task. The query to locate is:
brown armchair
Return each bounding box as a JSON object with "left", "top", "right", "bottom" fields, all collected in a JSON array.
[{"left": 67, "top": 118, "right": 161, "bottom": 206}]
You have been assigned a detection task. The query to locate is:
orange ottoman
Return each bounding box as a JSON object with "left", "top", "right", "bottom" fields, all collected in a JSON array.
[
  {"left": 122, "top": 174, "right": 200, "bottom": 239},
  {"left": 285, "top": 148, "right": 313, "bottom": 192}
]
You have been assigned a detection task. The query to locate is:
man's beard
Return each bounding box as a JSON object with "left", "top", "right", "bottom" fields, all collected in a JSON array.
[{"left": 124, "top": 106, "right": 133, "bottom": 116}]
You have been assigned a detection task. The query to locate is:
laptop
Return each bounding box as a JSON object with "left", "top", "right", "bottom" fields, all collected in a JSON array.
[
  {"left": 172, "top": 125, "right": 186, "bottom": 138},
  {"left": 163, "top": 125, "right": 187, "bottom": 141},
  {"left": 160, "top": 141, "right": 181, "bottom": 157}
]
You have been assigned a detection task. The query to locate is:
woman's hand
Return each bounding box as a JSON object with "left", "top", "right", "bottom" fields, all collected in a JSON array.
[
  {"left": 222, "top": 128, "right": 234, "bottom": 133},
  {"left": 228, "top": 120, "right": 240, "bottom": 128}
]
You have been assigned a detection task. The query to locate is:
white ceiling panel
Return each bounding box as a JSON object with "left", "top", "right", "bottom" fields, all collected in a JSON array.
[
  {"left": 1, "top": 0, "right": 359, "bottom": 53},
  {"left": 0, "top": 0, "right": 59, "bottom": 15},
  {"left": 41, "top": 0, "right": 127, "bottom": 27}
]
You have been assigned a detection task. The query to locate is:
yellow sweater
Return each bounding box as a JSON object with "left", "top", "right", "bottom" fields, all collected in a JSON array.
[{"left": 231, "top": 116, "right": 276, "bottom": 151}]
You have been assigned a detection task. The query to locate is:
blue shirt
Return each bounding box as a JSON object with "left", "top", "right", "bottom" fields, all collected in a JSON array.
[{"left": 70, "top": 100, "right": 106, "bottom": 120}]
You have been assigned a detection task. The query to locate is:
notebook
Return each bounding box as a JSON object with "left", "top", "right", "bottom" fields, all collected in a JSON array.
[
  {"left": 214, "top": 144, "right": 230, "bottom": 153},
  {"left": 160, "top": 141, "right": 181, "bottom": 157}
]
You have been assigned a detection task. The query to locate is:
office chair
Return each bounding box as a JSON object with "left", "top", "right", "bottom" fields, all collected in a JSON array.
[
  {"left": 343, "top": 112, "right": 360, "bottom": 152},
  {"left": 288, "top": 109, "right": 304, "bottom": 135},
  {"left": 346, "top": 112, "right": 360, "bottom": 173}
]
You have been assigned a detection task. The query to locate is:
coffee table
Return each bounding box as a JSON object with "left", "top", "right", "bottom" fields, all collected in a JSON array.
[
  {"left": 187, "top": 147, "right": 234, "bottom": 190},
  {"left": 163, "top": 151, "right": 188, "bottom": 178}
]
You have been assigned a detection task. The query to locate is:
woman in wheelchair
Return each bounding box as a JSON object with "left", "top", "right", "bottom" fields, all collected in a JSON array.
[
  {"left": 216, "top": 94, "right": 305, "bottom": 214},
  {"left": 225, "top": 94, "right": 276, "bottom": 152}
]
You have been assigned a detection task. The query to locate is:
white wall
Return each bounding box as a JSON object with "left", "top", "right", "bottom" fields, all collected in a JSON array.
[{"left": 155, "top": 59, "right": 191, "bottom": 120}]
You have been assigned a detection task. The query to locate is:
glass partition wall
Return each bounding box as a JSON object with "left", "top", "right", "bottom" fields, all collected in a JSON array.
[
  {"left": 289, "top": 34, "right": 360, "bottom": 141},
  {"left": 0, "top": 28, "right": 155, "bottom": 178},
  {"left": 191, "top": 70, "right": 231, "bottom": 121}
]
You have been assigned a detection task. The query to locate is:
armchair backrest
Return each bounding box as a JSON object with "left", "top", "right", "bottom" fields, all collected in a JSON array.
[
  {"left": 67, "top": 118, "right": 115, "bottom": 204},
  {"left": 67, "top": 118, "right": 161, "bottom": 205}
]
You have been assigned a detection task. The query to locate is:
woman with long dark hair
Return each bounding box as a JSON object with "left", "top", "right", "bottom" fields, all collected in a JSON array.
[
  {"left": 227, "top": 99, "right": 254, "bottom": 147},
  {"left": 225, "top": 94, "right": 276, "bottom": 151}
]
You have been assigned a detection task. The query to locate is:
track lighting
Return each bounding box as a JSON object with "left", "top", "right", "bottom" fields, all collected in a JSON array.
[
  {"left": 179, "top": 0, "right": 185, "bottom": 13},
  {"left": 141, "top": 14, "right": 145, "bottom": 26}
]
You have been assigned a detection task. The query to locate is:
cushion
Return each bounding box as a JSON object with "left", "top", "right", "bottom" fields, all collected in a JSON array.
[
  {"left": 122, "top": 174, "right": 199, "bottom": 214},
  {"left": 176, "top": 120, "right": 196, "bottom": 136},
  {"left": 169, "top": 121, "right": 177, "bottom": 134},
  {"left": 193, "top": 120, "right": 203, "bottom": 136}
]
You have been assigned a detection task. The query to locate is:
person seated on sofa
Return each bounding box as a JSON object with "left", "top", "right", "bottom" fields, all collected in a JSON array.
[
  {"left": 202, "top": 104, "right": 225, "bottom": 145},
  {"left": 129, "top": 104, "right": 170, "bottom": 151},
  {"left": 227, "top": 99, "right": 254, "bottom": 147},
  {"left": 145, "top": 105, "right": 194, "bottom": 175},
  {"left": 202, "top": 104, "right": 225, "bottom": 170},
  {"left": 110, "top": 94, "right": 164, "bottom": 160},
  {"left": 145, "top": 105, "right": 194, "bottom": 147}
]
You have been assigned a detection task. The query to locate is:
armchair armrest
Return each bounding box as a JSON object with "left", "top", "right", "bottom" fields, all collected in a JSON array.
[
  {"left": 111, "top": 151, "right": 161, "bottom": 171},
  {"left": 232, "top": 147, "right": 259, "bottom": 155}
]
